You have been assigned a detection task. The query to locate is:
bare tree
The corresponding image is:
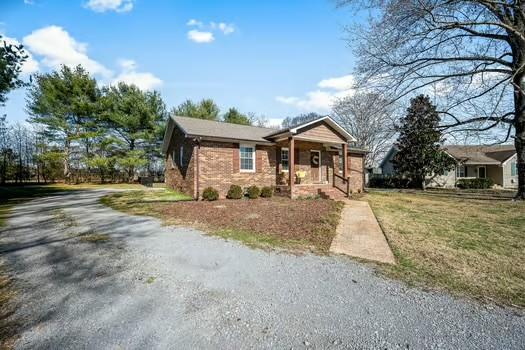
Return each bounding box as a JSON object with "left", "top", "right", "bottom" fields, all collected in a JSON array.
[
  {"left": 338, "top": 0, "right": 525, "bottom": 199},
  {"left": 333, "top": 93, "right": 397, "bottom": 167}
]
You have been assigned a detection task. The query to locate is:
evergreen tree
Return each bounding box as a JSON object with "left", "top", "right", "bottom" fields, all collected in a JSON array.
[
  {"left": 0, "top": 35, "right": 27, "bottom": 105},
  {"left": 393, "top": 95, "right": 455, "bottom": 189},
  {"left": 172, "top": 98, "right": 219, "bottom": 120},
  {"left": 223, "top": 107, "right": 251, "bottom": 125},
  {"left": 27, "top": 65, "right": 100, "bottom": 183}
]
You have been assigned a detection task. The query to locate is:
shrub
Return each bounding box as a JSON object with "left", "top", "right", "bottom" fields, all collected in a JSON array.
[
  {"left": 260, "top": 186, "right": 273, "bottom": 198},
  {"left": 456, "top": 178, "right": 494, "bottom": 189},
  {"left": 246, "top": 185, "right": 260, "bottom": 199},
  {"left": 227, "top": 184, "right": 243, "bottom": 199},
  {"left": 202, "top": 187, "right": 219, "bottom": 201},
  {"left": 368, "top": 175, "right": 415, "bottom": 189}
]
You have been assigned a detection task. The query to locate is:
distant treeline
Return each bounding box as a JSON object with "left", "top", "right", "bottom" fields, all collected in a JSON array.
[{"left": 0, "top": 64, "right": 273, "bottom": 185}]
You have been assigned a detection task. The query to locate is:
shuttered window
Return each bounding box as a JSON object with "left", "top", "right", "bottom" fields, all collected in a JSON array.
[{"left": 240, "top": 144, "right": 255, "bottom": 172}]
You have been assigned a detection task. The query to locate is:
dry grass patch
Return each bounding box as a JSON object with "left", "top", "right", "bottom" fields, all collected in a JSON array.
[
  {"left": 365, "top": 190, "right": 525, "bottom": 308},
  {"left": 102, "top": 192, "right": 344, "bottom": 253},
  {"left": 0, "top": 262, "right": 18, "bottom": 350},
  {"left": 79, "top": 233, "right": 111, "bottom": 243}
]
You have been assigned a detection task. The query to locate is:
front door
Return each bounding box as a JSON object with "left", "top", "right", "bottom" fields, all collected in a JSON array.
[{"left": 310, "top": 150, "right": 321, "bottom": 183}]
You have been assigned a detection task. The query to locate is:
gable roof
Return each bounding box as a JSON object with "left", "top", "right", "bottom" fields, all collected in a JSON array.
[
  {"left": 163, "top": 116, "right": 276, "bottom": 150},
  {"left": 265, "top": 116, "right": 357, "bottom": 142},
  {"left": 443, "top": 145, "right": 516, "bottom": 165},
  {"left": 379, "top": 144, "right": 516, "bottom": 168},
  {"left": 162, "top": 115, "right": 359, "bottom": 153}
]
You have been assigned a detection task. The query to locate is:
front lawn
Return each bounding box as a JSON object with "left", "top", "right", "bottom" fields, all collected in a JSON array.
[
  {"left": 102, "top": 191, "right": 344, "bottom": 253},
  {"left": 366, "top": 190, "right": 525, "bottom": 308}
]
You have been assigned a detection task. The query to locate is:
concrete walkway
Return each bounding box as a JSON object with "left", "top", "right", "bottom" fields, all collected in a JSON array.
[{"left": 330, "top": 200, "right": 396, "bottom": 264}]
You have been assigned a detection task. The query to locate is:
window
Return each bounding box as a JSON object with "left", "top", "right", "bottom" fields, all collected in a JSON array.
[
  {"left": 240, "top": 144, "right": 255, "bottom": 172},
  {"left": 477, "top": 166, "right": 486, "bottom": 179},
  {"left": 281, "top": 148, "right": 289, "bottom": 171},
  {"left": 179, "top": 146, "right": 184, "bottom": 167},
  {"left": 511, "top": 161, "right": 518, "bottom": 176},
  {"left": 172, "top": 149, "right": 177, "bottom": 168},
  {"left": 456, "top": 165, "right": 466, "bottom": 178}
]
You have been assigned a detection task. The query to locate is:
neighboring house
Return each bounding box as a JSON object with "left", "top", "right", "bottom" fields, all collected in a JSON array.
[
  {"left": 161, "top": 115, "right": 367, "bottom": 199},
  {"left": 379, "top": 144, "right": 518, "bottom": 189}
]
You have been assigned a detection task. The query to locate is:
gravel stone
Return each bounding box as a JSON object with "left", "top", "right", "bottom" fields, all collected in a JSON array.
[{"left": 0, "top": 190, "right": 523, "bottom": 350}]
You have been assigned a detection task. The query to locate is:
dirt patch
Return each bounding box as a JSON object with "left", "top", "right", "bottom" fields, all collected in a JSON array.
[
  {"left": 159, "top": 198, "right": 343, "bottom": 252},
  {"left": 102, "top": 193, "right": 344, "bottom": 253}
]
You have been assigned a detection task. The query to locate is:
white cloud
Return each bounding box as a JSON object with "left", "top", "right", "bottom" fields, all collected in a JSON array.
[
  {"left": 0, "top": 35, "right": 39, "bottom": 75},
  {"left": 22, "top": 25, "right": 111, "bottom": 77},
  {"left": 84, "top": 0, "right": 133, "bottom": 13},
  {"left": 318, "top": 75, "right": 355, "bottom": 90},
  {"left": 187, "top": 30, "right": 214, "bottom": 44},
  {"left": 218, "top": 22, "right": 235, "bottom": 35},
  {"left": 24, "top": 0, "right": 34, "bottom": 4},
  {"left": 276, "top": 75, "right": 356, "bottom": 112},
  {"left": 186, "top": 19, "right": 203, "bottom": 27},
  {"left": 113, "top": 59, "right": 162, "bottom": 90},
  {"left": 186, "top": 19, "right": 235, "bottom": 43},
  {"left": 117, "top": 58, "right": 137, "bottom": 71}
]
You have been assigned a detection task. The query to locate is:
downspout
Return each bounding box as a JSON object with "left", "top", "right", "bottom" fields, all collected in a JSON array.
[{"left": 194, "top": 137, "right": 201, "bottom": 200}]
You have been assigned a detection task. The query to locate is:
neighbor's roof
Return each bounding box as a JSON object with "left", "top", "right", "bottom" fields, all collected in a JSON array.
[
  {"left": 379, "top": 144, "right": 516, "bottom": 167},
  {"left": 443, "top": 144, "right": 516, "bottom": 165},
  {"left": 171, "top": 115, "right": 276, "bottom": 143}
]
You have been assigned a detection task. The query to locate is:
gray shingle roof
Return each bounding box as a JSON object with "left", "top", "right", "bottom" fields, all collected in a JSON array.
[
  {"left": 172, "top": 116, "right": 276, "bottom": 143},
  {"left": 443, "top": 144, "right": 516, "bottom": 164}
]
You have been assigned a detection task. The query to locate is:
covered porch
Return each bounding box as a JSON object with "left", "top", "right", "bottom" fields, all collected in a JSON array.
[{"left": 264, "top": 117, "right": 365, "bottom": 199}]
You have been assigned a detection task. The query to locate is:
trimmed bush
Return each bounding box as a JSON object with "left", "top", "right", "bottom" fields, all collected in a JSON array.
[
  {"left": 260, "top": 186, "right": 273, "bottom": 198},
  {"left": 227, "top": 184, "right": 243, "bottom": 199},
  {"left": 456, "top": 178, "right": 494, "bottom": 189},
  {"left": 246, "top": 185, "right": 260, "bottom": 199},
  {"left": 202, "top": 187, "right": 219, "bottom": 201},
  {"left": 368, "top": 175, "right": 415, "bottom": 189}
]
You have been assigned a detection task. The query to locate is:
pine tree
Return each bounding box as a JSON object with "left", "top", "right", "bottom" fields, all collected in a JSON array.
[{"left": 393, "top": 95, "right": 455, "bottom": 189}]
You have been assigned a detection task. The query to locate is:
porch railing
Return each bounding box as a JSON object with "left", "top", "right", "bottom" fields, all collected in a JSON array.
[{"left": 333, "top": 173, "right": 350, "bottom": 197}]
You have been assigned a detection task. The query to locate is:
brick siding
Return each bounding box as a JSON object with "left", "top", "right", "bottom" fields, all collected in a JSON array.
[{"left": 198, "top": 141, "right": 276, "bottom": 198}]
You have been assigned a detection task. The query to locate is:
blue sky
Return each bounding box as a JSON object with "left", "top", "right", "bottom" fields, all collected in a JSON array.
[{"left": 1, "top": 0, "right": 360, "bottom": 125}]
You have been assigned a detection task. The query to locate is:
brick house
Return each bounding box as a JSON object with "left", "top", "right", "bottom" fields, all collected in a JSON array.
[{"left": 161, "top": 115, "right": 367, "bottom": 199}]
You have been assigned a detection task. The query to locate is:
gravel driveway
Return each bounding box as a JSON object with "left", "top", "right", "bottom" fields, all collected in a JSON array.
[{"left": 1, "top": 190, "right": 523, "bottom": 349}]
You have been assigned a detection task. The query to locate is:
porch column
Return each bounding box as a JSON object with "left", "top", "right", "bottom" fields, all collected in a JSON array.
[
  {"left": 289, "top": 137, "right": 295, "bottom": 195},
  {"left": 342, "top": 143, "right": 348, "bottom": 178}
]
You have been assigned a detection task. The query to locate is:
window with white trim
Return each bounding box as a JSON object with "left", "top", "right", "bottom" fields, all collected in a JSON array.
[
  {"left": 179, "top": 146, "right": 184, "bottom": 167},
  {"left": 456, "top": 165, "right": 466, "bottom": 178},
  {"left": 171, "top": 149, "right": 177, "bottom": 168},
  {"left": 511, "top": 161, "right": 517, "bottom": 176},
  {"left": 240, "top": 144, "right": 255, "bottom": 172},
  {"left": 338, "top": 149, "right": 343, "bottom": 173},
  {"left": 281, "top": 148, "right": 289, "bottom": 171}
]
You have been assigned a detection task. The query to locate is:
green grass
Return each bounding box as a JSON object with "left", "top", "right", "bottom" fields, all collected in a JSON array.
[
  {"left": 365, "top": 190, "right": 525, "bottom": 308},
  {"left": 100, "top": 189, "right": 192, "bottom": 214}
]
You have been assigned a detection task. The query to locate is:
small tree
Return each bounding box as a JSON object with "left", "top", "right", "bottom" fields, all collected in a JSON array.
[
  {"left": 223, "top": 107, "right": 251, "bottom": 125},
  {"left": 393, "top": 95, "right": 455, "bottom": 189}
]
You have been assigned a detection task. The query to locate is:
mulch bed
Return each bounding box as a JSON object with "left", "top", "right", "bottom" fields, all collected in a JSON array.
[{"left": 157, "top": 197, "right": 343, "bottom": 251}]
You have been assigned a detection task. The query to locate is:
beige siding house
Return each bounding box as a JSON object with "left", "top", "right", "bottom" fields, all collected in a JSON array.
[{"left": 380, "top": 145, "right": 518, "bottom": 189}]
